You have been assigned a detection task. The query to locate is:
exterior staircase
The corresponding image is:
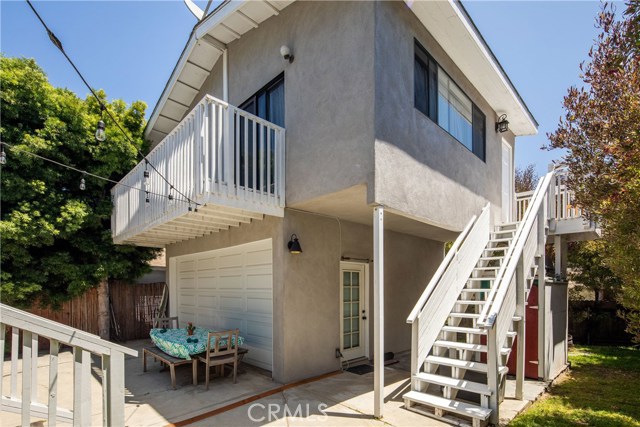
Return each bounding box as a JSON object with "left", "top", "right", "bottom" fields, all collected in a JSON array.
[
  {"left": 404, "top": 221, "right": 540, "bottom": 426},
  {"left": 403, "top": 167, "right": 589, "bottom": 426}
]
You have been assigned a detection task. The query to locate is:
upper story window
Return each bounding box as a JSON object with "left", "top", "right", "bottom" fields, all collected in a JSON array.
[
  {"left": 240, "top": 73, "right": 285, "bottom": 127},
  {"left": 414, "top": 41, "right": 485, "bottom": 160}
]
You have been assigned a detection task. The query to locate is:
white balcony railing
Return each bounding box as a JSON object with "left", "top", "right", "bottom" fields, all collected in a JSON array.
[
  {"left": 111, "top": 95, "right": 285, "bottom": 246},
  {"left": 1, "top": 303, "right": 137, "bottom": 426},
  {"left": 515, "top": 168, "right": 584, "bottom": 223}
]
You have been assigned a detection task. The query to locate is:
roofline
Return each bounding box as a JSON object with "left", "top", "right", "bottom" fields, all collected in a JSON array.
[
  {"left": 455, "top": 0, "right": 538, "bottom": 128},
  {"left": 145, "top": 0, "right": 238, "bottom": 140}
]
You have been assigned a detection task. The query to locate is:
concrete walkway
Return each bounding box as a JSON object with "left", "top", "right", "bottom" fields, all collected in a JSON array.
[{"left": 2, "top": 341, "right": 549, "bottom": 426}]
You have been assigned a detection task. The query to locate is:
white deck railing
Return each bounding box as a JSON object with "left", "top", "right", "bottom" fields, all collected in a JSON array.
[
  {"left": 406, "top": 204, "right": 490, "bottom": 379},
  {"left": 515, "top": 168, "right": 583, "bottom": 222},
  {"left": 1, "top": 303, "right": 137, "bottom": 426},
  {"left": 111, "top": 94, "right": 286, "bottom": 244}
]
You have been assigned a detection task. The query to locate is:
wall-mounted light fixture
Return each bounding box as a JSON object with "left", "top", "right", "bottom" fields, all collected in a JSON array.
[
  {"left": 495, "top": 114, "right": 509, "bottom": 133},
  {"left": 280, "top": 45, "right": 294, "bottom": 63},
  {"left": 287, "top": 234, "right": 302, "bottom": 254}
]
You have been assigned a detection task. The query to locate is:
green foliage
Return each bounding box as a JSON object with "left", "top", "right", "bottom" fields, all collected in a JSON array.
[
  {"left": 0, "top": 56, "right": 160, "bottom": 307},
  {"left": 511, "top": 346, "right": 640, "bottom": 427},
  {"left": 547, "top": 2, "right": 640, "bottom": 342},
  {"left": 568, "top": 240, "right": 623, "bottom": 303}
]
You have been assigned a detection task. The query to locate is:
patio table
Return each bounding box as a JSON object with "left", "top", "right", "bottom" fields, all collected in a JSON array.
[{"left": 150, "top": 327, "right": 245, "bottom": 360}]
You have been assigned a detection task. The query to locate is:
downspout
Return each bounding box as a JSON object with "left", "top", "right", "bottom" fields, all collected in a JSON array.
[{"left": 223, "top": 48, "right": 229, "bottom": 102}]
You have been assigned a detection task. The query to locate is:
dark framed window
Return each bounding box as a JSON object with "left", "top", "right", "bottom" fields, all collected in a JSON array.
[
  {"left": 414, "top": 40, "right": 486, "bottom": 160},
  {"left": 240, "top": 73, "right": 284, "bottom": 127}
]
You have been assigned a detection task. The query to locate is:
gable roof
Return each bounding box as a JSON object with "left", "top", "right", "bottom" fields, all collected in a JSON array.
[{"left": 145, "top": 0, "right": 537, "bottom": 143}]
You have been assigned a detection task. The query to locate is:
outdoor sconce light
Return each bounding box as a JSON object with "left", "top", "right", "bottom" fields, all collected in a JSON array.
[
  {"left": 280, "top": 45, "right": 294, "bottom": 63},
  {"left": 495, "top": 114, "right": 509, "bottom": 133},
  {"left": 287, "top": 234, "right": 302, "bottom": 254}
]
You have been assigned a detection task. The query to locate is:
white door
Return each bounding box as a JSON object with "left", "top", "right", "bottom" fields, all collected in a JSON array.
[
  {"left": 502, "top": 140, "right": 513, "bottom": 222},
  {"left": 340, "top": 262, "right": 369, "bottom": 361},
  {"left": 173, "top": 239, "right": 273, "bottom": 371}
]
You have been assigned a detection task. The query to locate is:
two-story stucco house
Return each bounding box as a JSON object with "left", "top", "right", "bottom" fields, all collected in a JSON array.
[{"left": 111, "top": 1, "right": 592, "bottom": 425}]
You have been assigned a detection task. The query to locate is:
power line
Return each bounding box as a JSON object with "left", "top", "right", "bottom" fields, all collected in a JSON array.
[
  {"left": 24, "top": 0, "right": 200, "bottom": 207},
  {"left": 0, "top": 141, "right": 196, "bottom": 207}
]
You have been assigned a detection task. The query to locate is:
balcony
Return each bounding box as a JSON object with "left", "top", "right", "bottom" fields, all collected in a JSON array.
[
  {"left": 111, "top": 95, "right": 285, "bottom": 247},
  {"left": 515, "top": 167, "right": 600, "bottom": 241}
]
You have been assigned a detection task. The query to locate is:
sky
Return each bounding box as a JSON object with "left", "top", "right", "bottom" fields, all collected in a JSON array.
[{"left": 1, "top": 0, "right": 606, "bottom": 176}]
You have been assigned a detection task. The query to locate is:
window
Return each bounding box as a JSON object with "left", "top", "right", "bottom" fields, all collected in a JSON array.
[
  {"left": 414, "top": 41, "right": 485, "bottom": 160},
  {"left": 236, "top": 74, "right": 285, "bottom": 192}
]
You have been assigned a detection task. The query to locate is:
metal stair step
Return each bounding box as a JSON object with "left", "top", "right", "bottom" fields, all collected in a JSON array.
[
  {"left": 449, "top": 312, "right": 480, "bottom": 319},
  {"left": 441, "top": 325, "right": 486, "bottom": 334},
  {"left": 403, "top": 391, "right": 492, "bottom": 421},
  {"left": 433, "top": 340, "right": 512, "bottom": 356},
  {"left": 479, "top": 256, "right": 504, "bottom": 261},
  {"left": 489, "top": 238, "right": 513, "bottom": 244},
  {"left": 473, "top": 266, "right": 500, "bottom": 271},
  {"left": 434, "top": 340, "right": 487, "bottom": 352},
  {"left": 468, "top": 277, "right": 494, "bottom": 282},
  {"left": 413, "top": 372, "right": 492, "bottom": 396},
  {"left": 456, "top": 300, "right": 486, "bottom": 305},
  {"left": 425, "top": 355, "right": 509, "bottom": 376},
  {"left": 461, "top": 288, "right": 492, "bottom": 293}
]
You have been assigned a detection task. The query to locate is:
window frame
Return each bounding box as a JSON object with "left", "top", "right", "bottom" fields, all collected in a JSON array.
[
  {"left": 414, "top": 40, "right": 486, "bottom": 161},
  {"left": 239, "top": 73, "right": 285, "bottom": 127}
]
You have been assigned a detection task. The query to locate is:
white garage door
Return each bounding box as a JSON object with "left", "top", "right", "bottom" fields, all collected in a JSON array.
[{"left": 174, "top": 239, "right": 273, "bottom": 371}]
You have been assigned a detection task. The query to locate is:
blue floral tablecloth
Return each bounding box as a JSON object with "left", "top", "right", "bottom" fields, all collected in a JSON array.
[{"left": 149, "top": 328, "right": 244, "bottom": 360}]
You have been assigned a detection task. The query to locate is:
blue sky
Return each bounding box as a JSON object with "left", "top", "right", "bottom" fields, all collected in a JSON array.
[{"left": 1, "top": 1, "right": 605, "bottom": 176}]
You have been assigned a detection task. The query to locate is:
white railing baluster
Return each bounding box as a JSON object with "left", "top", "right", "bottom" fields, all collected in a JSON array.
[
  {"left": 73, "top": 347, "right": 91, "bottom": 427},
  {"left": 31, "top": 333, "right": 39, "bottom": 404},
  {"left": 48, "top": 339, "right": 59, "bottom": 427},
  {"left": 11, "top": 326, "right": 18, "bottom": 399},
  {"left": 0, "top": 324, "right": 4, "bottom": 410},
  {"left": 22, "top": 330, "right": 32, "bottom": 426}
]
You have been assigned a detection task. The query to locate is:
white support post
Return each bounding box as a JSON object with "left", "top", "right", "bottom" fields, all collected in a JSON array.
[
  {"left": 537, "top": 205, "right": 547, "bottom": 380},
  {"left": 102, "top": 351, "right": 125, "bottom": 427},
  {"left": 48, "top": 339, "right": 59, "bottom": 427},
  {"left": 373, "top": 206, "right": 384, "bottom": 419},
  {"left": 73, "top": 347, "right": 91, "bottom": 427},
  {"left": 487, "top": 325, "right": 499, "bottom": 425},
  {"left": 0, "top": 324, "right": 4, "bottom": 411},
  {"left": 515, "top": 257, "right": 525, "bottom": 400}
]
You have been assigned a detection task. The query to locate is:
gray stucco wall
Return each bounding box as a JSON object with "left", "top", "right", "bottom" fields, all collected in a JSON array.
[
  {"left": 282, "top": 209, "right": 442, "bottom": 382},
  {"left": 193, "top": 1, "right": 376, "bottom": 208},
  {"left": 373, "top": 1, "right": 514, "bottom": 231}
]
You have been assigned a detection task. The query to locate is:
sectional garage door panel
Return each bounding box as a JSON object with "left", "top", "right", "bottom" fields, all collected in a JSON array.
[{"left": 176, "top": 239, "right": 273, "bottom": 371}]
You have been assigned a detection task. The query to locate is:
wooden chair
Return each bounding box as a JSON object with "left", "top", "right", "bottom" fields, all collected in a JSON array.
[
  {"left": 153, "top": 316, "right": 179, "bottom": 328},
  {"left": 197, "top": 329, "right": 240, "bottom": 390}
]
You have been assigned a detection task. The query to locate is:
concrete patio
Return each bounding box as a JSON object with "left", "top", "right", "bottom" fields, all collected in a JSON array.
[{"left": 2, "top": 341, "right": 550, "bottom": 426}]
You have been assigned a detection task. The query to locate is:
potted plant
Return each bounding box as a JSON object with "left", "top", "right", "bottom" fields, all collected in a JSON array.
[{"left": 186, "top": 322, "right": 196, "bottom": 336}]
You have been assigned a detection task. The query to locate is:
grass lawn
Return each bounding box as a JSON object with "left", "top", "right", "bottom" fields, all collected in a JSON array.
[{"left": 510, "top": 345, "right": 640, "bottom": 427}]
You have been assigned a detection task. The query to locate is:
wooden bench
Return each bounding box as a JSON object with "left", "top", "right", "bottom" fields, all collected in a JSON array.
[{"left": 143, "top": 346, "right": 197, "bottom": 390}]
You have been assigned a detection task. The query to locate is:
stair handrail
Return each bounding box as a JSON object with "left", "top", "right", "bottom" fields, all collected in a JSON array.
[
  {"left": 477, "top": 171, "right": 554, "bottom": 328},
  {"left": 406, "top": 203, "right": 488, "bottom": 324}
]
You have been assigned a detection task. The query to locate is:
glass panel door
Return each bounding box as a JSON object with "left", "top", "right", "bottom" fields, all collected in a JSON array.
[{"left": 340, "top": 263, "right": 367, "bottom": 360}]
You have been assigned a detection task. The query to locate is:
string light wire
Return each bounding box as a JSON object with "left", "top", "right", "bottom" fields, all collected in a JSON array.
[
  {"left": 24, "top": 0, "right": 199, "bottom": 207},
  {"left": 0, "top": 141, "right": 194, "bottom": 204}
]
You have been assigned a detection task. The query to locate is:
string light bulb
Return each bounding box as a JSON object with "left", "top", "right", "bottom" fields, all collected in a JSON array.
[
  {"left": 145, "top": 191, "right": 150, "bottom": 204},
  {"left": 79, "top": 176, "right": 86, "bottom": 191},
  {"left": 95, "top": 106, "right": 106, "bottom": 142},
  {"left": 0, "top": 146, "right": 6, "bottom": 165},
  {"left": 168, "top": 187, "right": 175, "bottom": 205},
  {"left": 143, "top": 167, "right": 150, "bottom": 190}
]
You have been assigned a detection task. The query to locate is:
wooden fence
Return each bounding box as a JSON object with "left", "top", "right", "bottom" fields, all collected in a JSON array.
[
  {"left": 109, "top": 281, "right": 166, "bottom": 341},
  {"left": 5, "top": 281, "right": 165, "bottom": 353}
]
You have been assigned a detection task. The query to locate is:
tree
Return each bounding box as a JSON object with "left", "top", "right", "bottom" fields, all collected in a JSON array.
[
  {"left": 515, "top": 164, "right": 539, "bottom": 193},
  {"left": 568, "top": 240, "right": 622, "bottom": 303},
  {"left": 0, "top": 56, "right": 160, "bottom": 308},
  {"left": 547, "top": 2, "right": 640, "bottom": 341}
]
